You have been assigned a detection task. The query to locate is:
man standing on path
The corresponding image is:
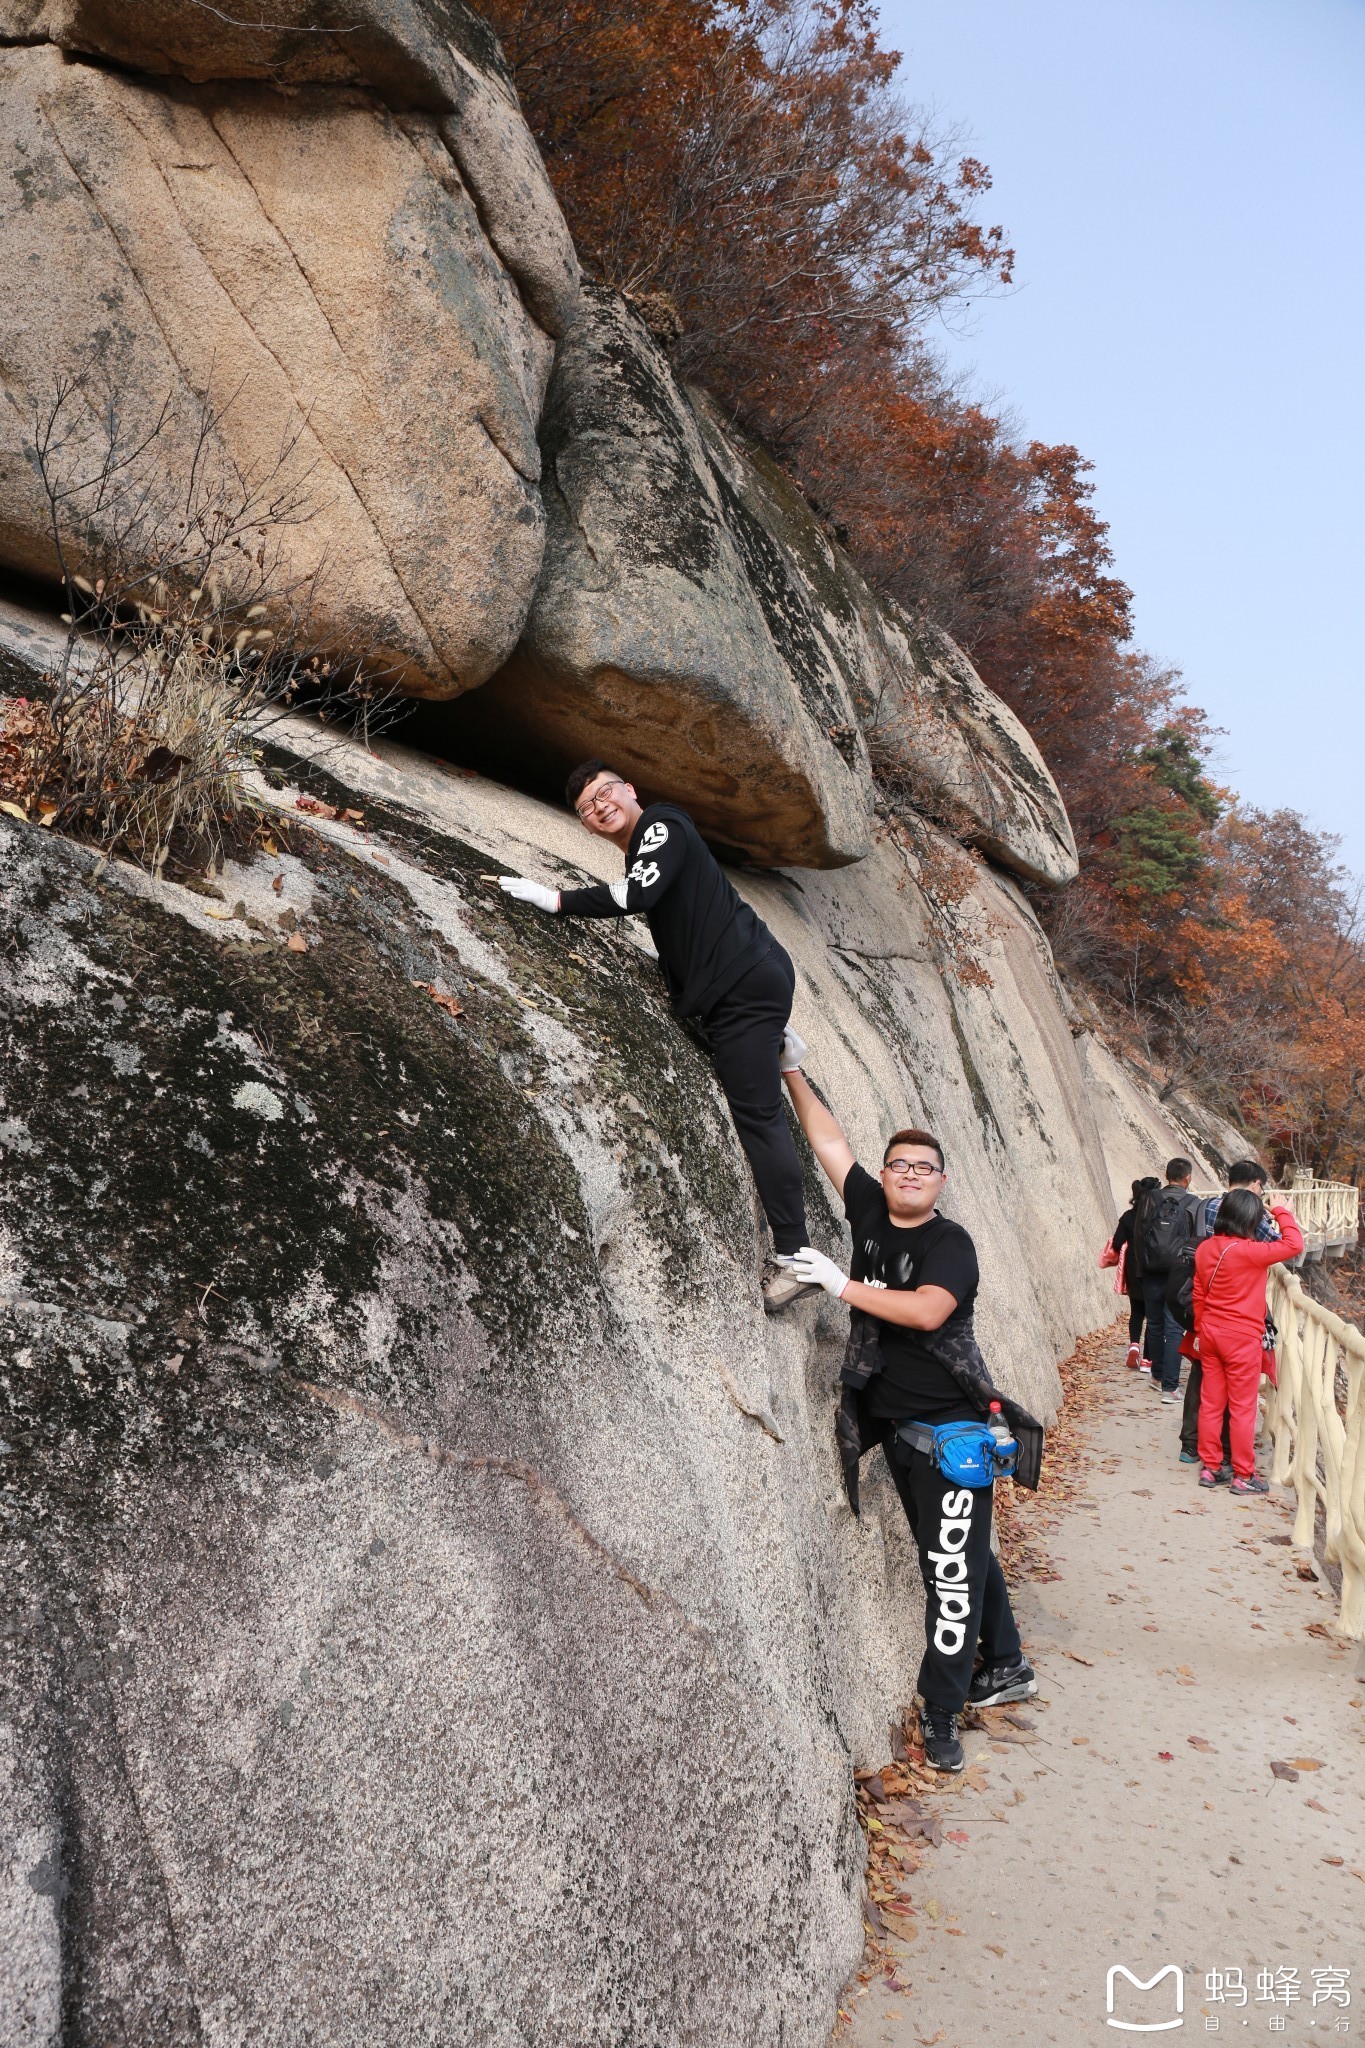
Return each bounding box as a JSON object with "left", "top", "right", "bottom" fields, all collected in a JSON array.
[
  {"left": 1137, "top": 1159, "right": 1204, "bottom": 1403},
  {"left": 1180, "top": 1160, "right": 1281, "bottom": 1466},
  {"left": 777, "top": 1059, "right": 1035, "bottom": 1773},
  {"left": 498, "top": 761, "right": 813, "bottom": 1311}
]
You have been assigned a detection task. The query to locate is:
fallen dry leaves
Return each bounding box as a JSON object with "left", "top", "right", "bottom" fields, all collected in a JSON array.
[
  {"left": 992, "top": 1318, "right": 1114, "bottom": 1583},
  {"left": 412, "top": 980, "right": 464, "bottom": 1018},
  {"left": 294, "top": 796, "right": 365, "bottom": 825}
]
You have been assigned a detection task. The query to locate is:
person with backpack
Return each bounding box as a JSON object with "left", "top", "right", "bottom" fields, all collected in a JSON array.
[
  {"left": 1178, "top": 1162, "right": 1281, "bottom": 1467},
  {"left": 1111, "top": 1177, "right": 1160, "bottom": 1370},
  {"left": 1134, "top": 1159, "right": 1205, "bottom": 1402},
  {"left": 1194, "top": 1190, "right": 1303, "bottom": 1494}
]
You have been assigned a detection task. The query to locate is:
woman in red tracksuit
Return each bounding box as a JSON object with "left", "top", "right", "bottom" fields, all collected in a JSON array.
[{"left": 1193, "top": 1189, "right": 1303, "bottom": 1495}]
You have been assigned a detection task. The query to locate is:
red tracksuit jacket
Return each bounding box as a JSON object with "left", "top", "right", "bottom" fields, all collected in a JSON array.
[{"left": 1193, "top": 1205, "right": 1304, "bottom": 1348}]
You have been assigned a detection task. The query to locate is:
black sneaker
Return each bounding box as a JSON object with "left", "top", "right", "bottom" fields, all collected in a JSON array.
[
  {"left": 967, "top": 1656, "right": 1037, "bottom": 1709},
  {"left": 921, "top": 1705, "right": 964, "bottom": 1773}
]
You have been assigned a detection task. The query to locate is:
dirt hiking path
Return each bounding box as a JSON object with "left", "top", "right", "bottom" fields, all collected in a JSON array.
[{"left": 844, "top": 1331, "right": 1365, "bottom": 2047}]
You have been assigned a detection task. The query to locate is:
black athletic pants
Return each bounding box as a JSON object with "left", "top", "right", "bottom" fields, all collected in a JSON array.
[
  {"left": 696, "top": 945, "right": 808, "bottom": 1257},
  {"left": 1143, "top": 1274, "right": 1184, "bottom": 1393},
  {"left": 1180, "top": 1357, "right": 1232, "bottom": 1465},
  {"left": 881, "top": 1431, "right": 1022, "bottom": 1713}
]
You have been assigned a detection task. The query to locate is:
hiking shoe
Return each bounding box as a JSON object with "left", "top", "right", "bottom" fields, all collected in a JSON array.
[
  {"left": 1229, "top": 1473, "right": 1270, "bottom": 1496},
  {"left": 967, "top": 1656, "right": 1037, "bottom": 1709},
  {"left": 1198, "top": 1465, "right": 1223, "bottom": 1487},
  {"left": 1125, "top": 1343, "right": 1141, "bottom": 1370},
  {"left": 761, "top": 1263, "right": 820, "bottom": 1313},
  {"left": 921, "top": 1705, "right": 964, "bottom": 1774},
  {"left": 1179, "top": 1451, "right": 1200, "bottom": 1465},
  {"left": 1216, "top": 1463, "right": 1234, "bottom": 1482},
  {"left": 1160, "top": 1389, "right": 1177, "bottom": 1404}
]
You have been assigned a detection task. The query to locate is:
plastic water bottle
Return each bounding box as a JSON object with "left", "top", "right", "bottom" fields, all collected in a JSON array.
[{"left": 988, "top": 1400, "right": 1016, "bottom": 1473}]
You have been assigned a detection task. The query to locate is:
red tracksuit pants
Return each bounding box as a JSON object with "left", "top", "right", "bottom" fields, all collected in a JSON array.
[{"left": 1196, "top": 1326, "right": 1262, "bottom": 1477}]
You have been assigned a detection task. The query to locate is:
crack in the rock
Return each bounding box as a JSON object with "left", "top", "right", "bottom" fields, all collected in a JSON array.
[
  {"left": 296, "top": 1378, "right": 738, "bottom": 1669},
  {"left": 713, "top": 1357, "right": 783, "bottom": 1442}
]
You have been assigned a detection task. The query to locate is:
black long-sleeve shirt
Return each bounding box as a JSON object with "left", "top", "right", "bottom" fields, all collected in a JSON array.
[{"left": 557, "top": 803, "right": 774, "bottom": 1018}]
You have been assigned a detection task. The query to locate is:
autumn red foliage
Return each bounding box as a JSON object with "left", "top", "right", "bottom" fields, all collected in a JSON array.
[{"left": 485, "top": 0, "right": 1365, "bottom": 1187}]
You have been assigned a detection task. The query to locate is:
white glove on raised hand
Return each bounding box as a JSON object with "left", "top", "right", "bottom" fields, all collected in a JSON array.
[
  {"left": 779, "top": 1025, "right": 808, "bottom": 1073},
  {"left": 787, "top": 1246, "right": 850, "bottom": 1298},
  {"left": 499, "top": 876, "right": 561, "bottom": 913}
]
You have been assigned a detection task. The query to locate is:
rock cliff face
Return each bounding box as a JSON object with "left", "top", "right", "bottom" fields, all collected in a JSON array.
[
  {"left": 444, "top": 286, "right": 1077, "bottom": 881},
  {"left": 0, "top": 5, "right": 576, "bottom": 697},
  {"left": 1, "top": 14, "right": 1071, "bottom": 875},
  {"left": 0, "top": 612, "right": 1122, "bottom": 2043},
  {"left": 0, "top": 6, "right": 1178, "bottom": 2038}
]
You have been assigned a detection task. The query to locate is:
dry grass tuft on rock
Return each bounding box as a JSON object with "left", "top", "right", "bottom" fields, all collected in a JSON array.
[{"left": 0, "top": 373, "right": 394, "bottom": 874}]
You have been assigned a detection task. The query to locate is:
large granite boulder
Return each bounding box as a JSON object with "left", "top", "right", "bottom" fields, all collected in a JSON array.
[
  {"left": 0, "top": 647, "right": 1118, "bottom": 2045},
  {"left": 445, "top": 287, "right": 1076, "bottom": 880},
  {"left": 445, "top": 285, "right": 878, "bottom": 868},
  {"left": 0, "top": 0, "right": 578, "bottom": 698},
  {"left": 851, "top": 612, "right": 1079, "bottom": 888},
  {"left": 0, "top": 0, "right": 578, "bottom": 336}
]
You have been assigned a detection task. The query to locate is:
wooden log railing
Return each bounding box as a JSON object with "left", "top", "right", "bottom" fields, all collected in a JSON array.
[
  {"left": 1193, "top": 1174, "right": 1359, "bottom": 1257},
  {"left": 1277, "top": 1172, "right": 1360, "bottom": 1255},
  {"left": 1264, "top": 1267, "right": 1365, "bottom": 1639}
]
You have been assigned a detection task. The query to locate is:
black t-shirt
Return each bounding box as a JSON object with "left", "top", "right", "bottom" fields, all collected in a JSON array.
[
  {"left": 843, "top": 1162, "right": 980, "bottom": 1424},
  {"left": 557, "top": 803, "right": 773, "bottom": 1018}
]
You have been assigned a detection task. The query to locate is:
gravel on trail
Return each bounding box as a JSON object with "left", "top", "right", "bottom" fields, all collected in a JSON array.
[{"left": 843, "top": 1336, "right": 1365, "bottom": 2047}]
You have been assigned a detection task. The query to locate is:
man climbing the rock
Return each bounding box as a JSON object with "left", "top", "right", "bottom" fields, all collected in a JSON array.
[
  {"left": 777, "top": 1057, "right": 1039, "bottom": 1774},
  {"left": 498, "top": 761, "right": 813, "bottom": 1311}
]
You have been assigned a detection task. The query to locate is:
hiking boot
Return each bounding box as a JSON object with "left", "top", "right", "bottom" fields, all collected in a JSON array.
[
  {"left": 761, "top": 1263, "right": 820, "bottom": 1313},
  {"left": 1179, "top": 1450, "right": 1200, "bottom": 1465},
  {"left": 921, "top": 1705, "right": 964, "bottom": 1774},
  {"left": 967, "top": 1656, "right": 1037, "bottom": 1709},
  {"left": 1229, "top": 1473, "right": 1270, "bottom": 1496},
  {"left": 1125, "top": 1343, "right": 1142, "bottom": 1370}
]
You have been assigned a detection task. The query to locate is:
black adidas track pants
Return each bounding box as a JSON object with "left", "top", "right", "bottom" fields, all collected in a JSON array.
[{"left": 882, "top": 1432, "right": 1023, "bottom": 1713}]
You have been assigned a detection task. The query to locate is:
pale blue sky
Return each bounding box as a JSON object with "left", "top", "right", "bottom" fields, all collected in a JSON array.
[{"left": 880, "top": 0, "right": 1365, "bottom": 880}]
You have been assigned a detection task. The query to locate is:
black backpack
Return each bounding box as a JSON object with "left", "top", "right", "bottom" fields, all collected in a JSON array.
[
  {"left": 1141, "top": 1186, "right": 1198, "bottom": 1275},
  {"left": 1165, "top": 1245, "right": 1197, "bottom": 1332}
]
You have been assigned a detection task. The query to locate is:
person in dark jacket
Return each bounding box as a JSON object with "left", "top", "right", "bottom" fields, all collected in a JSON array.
[
  {"left": 778, "top": 1057, "right": 1036, "bottom": 1776},
  {"left": 1112, "top": 1176, "right": 1160, "bottom": 1370},
  {"left": 1135, "top": 1159, "right": 1204, "bottom": 1401},
  {"left": 498, "top": 761, "right": 812, "bottom": 1310}
]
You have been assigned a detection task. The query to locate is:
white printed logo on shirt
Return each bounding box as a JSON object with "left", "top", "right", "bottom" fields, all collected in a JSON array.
[
  {"left": 638, "top": 822, "right": 670, "bottom": 854},
  {"left": 627, "top": 858, "right": 662, "bottom": 889}
]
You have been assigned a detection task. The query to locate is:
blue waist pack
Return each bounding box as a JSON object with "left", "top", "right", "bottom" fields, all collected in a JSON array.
[{"left": 895, "top": 1418, "right": 1018, "bottom": 1488}]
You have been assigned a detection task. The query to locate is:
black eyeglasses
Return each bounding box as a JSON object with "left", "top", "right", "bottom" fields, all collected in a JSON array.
[
  {"left": 575, "top": 778, "right": 624, "bottom": 821},
  {"left": 883, "top": 1158, "right": 943, "bottom": 1178}
]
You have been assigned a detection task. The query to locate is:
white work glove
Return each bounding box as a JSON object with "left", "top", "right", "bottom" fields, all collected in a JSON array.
[
  {"left": 788, "top": 1246, "right": 850, "bottom": 1299},
  {"left": 780, "top": 1025, "right": 808, "bottom": 1073},
  {"left": 499, "top": 876, "right": 561, "bottom": 913}
]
